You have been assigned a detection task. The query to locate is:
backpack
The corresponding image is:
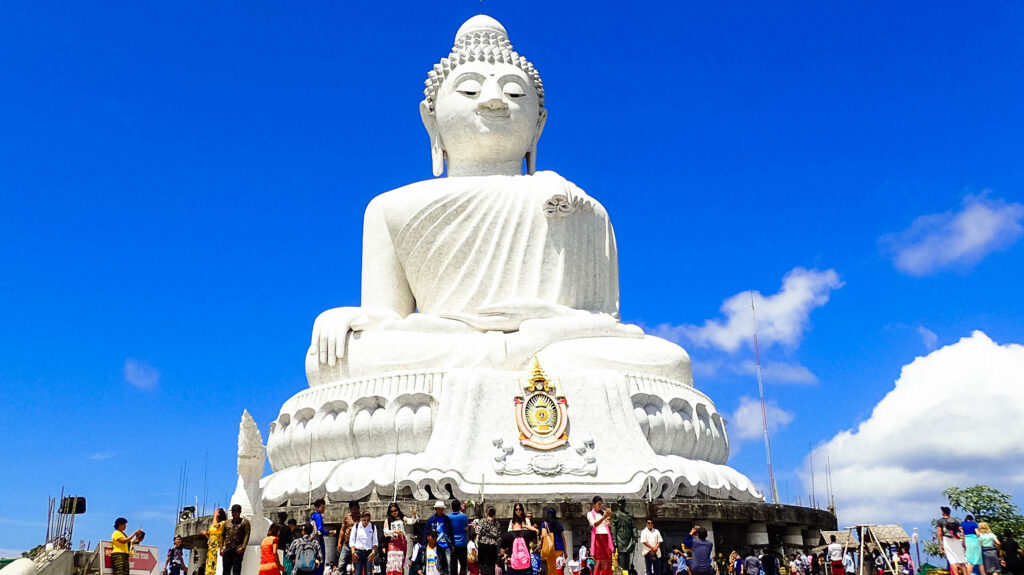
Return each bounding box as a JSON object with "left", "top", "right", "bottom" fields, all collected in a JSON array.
[
  {"left": 511, "top": 535, "right": 531, "bottom": 571},
  {"left": 295, "top": 538, "right": 318, "bottom": 573}
]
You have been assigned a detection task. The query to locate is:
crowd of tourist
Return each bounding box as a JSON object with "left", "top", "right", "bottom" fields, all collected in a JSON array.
[
  {"left": 146, "top": 496, "right": 615, "bottom": 575},
  {"left": 109, "top": 501, "right": 1024, "bottom": 575},
  {"left": 936, "top": 506, "right": 1024, "bottom": 575}
]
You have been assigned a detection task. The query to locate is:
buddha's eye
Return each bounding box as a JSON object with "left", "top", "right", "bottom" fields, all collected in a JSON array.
[
  {"left": 456, "top": 79, "right": 482, "bottom": 97},
  {"left": 503, "top": 82, "right": 526, "bottom": 98}
]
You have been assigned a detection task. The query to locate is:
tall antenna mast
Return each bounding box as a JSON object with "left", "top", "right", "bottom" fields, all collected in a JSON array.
[
  {"left": 307, "top": 431, "right": 314, "bottom": 509},
  {"left": 826, "top": 455, "right": 836, "bottom": 512},
  {"left": 750, "top": 292, "right": 780, "bottom": 504},
  {"left": 809, "top": 443, "right": 817, "bottom": 508}
]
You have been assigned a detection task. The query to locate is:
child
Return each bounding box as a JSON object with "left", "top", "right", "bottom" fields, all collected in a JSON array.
[
  {"left": 531, "top": 543, "right": 543, "bottom": 575},
  {"left": 413, "top": 530, "right": 449, "bottom": 575}
]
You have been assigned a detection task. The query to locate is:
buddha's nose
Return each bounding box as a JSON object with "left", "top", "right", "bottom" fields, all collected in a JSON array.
[
  {"left": 478, "top": 97, "right": 508, "bottom": 111},
  {"left": 478, "top": 80, "right": 508, "bottom": 110}
]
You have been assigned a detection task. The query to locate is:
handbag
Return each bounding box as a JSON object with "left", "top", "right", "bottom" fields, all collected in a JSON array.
[{"left": 540, "top": 523, "right": 555, "bottom": 560}]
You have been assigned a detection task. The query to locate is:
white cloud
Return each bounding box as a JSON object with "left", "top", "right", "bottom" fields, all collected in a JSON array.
[
  {"left": 731, "top": 359, "right": 819, "bottom": 384},
  {"left": 802, "top": 331, "right": 1024, "bottom": 525},
  {"left": 124, "top": 359, "right": 159, "bottom": 390},
  {"left": 881, "top": 193, "right": 1024, "bottom": 276},
  {"left": 730, "top": 396, "right": 795, "bottom": 440},
  {"left": 664, "top": 268, "right": 843, "bottom": 353},
  {"left": 88, "top": 452, "right": 116, "bottom": 461},
  {"left": 917, "top": 326, "right": 938, "bottom": 351}
]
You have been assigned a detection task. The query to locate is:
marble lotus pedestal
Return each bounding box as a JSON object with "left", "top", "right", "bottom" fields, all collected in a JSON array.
[
  {"left": 257, "top": 15, "right": 762, "bottom": 507},
  {"left": 262, "top": 360, "right": 759, "bottom": 504}
]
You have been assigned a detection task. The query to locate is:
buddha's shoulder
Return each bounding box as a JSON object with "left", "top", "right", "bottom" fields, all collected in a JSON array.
[
  {"left": 366, "top": 171, "right": 607, "bottom": 214},
  {"left": 369, "top": 177, "right": 454, "bottom": 205}
]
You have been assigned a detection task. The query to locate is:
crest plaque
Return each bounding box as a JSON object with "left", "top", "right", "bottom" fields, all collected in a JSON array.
[{"left": 514, "top": 358, "right": 569, "bottom": 450}]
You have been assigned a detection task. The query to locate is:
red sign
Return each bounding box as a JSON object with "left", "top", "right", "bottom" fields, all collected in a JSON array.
[{"left": 99, "top": 542, "right": 161, "bottom": 575}]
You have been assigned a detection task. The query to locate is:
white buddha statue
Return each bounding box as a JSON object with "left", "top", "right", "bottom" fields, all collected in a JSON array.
[
  {"left": 305, "top": 15, "right": 689, "bottom": 386},
  {"left": 262, "top": 16, "right": 760, "bottom": 506}
]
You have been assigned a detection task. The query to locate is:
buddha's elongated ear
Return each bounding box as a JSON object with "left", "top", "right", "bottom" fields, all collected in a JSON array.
[
  {"left": 526, "top": 108, "right": 547, "bottom": 175},
  {"left": 420, "top": 100, "right": 445, "bottom": 177}
]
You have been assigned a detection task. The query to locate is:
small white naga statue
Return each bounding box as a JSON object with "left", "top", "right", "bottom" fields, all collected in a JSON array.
[
  {"left": 231, "top": 411, "right": 270, "bottom": 544},
  {"left": 262, "top": 15, "right": 759, "bottom": 505}
]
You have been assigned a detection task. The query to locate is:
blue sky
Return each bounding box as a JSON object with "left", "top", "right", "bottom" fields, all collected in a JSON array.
[{"left": 3, "top": 0, "right": 1024, "bottom": 557}]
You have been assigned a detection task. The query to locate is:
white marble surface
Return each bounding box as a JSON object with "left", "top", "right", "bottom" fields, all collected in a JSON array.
[
  {"left": 263, "top": 366, "right": 758, "bottom": 505},
  {"left": 230, "top": 411, "right": 270, "bottom": 575},
  {"left": 261, "top": 15, "right": 762, "bottom": 506}
]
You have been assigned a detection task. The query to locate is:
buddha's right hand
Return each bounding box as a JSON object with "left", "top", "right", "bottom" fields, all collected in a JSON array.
[{"left": 309, "top": 307, "right": 402, "bottom": 366}]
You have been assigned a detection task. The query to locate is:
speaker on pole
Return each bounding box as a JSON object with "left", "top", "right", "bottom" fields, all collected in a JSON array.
[{"left": 59, "top": 497, "right": 87, "bottom": 515}]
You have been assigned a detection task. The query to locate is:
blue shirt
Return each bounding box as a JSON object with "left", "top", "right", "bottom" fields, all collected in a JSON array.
[
  {"left": 450, "top": 512, "right": 469, "bottom": 547},
  {"left": 682, "top": 535, "right": 713, "bottom": 573},
  {"left": 426, "top": 515, "right": 451, "bottom": 548},
  {"left": 311, "top": 511, "right": 328, "bottom": 537},
  {"left": 962, "top": 520, "right": 979, "bottom": 536},
  {"left": 543, "top": 522, "right": 565, "bottom": 551}
]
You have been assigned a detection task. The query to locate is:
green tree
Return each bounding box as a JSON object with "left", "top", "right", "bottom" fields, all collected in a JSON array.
[{"left": 943, "top": 485, "right": 1024, "bottom": 535}]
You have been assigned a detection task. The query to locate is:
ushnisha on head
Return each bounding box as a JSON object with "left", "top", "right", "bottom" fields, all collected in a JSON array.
[{"left": 420, "top": 15, "right": 547, "bottom": 177}]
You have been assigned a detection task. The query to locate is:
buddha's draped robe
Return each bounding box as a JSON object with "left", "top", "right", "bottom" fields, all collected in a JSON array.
[{"left": 386, "top": 171, "right": 619, "bottom": 317}]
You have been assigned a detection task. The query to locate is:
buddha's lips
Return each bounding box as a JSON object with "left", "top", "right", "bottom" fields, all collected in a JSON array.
[{"left": 477, "top": 110, "right": 511, "bottom": 119}]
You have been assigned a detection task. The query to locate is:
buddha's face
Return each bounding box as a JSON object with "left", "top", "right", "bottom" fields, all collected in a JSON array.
[{"left": 434, "top": 60, "right": 541, "bottom": 166}]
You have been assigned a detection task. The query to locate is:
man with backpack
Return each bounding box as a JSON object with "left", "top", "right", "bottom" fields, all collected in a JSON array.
[
  {"left": 288, "top": 525, "right": 324, "bottom": 575},
  {"left": 350, "top": 512, "right": 379, "bottom": 575},
  {"left": 163, "top": 535, "right": 187, "bottom": 575}
]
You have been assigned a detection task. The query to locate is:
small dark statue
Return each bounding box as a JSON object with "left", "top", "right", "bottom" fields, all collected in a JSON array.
[{"left": 612, "top": 497, "right": 637, "bottom": 569}]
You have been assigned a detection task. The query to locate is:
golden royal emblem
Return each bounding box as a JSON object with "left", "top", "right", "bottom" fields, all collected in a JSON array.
[{"left": 515, "top": 358, "right": 569, "bottom": 450}]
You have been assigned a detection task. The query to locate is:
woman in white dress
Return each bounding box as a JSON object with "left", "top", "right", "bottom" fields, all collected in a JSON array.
[{"left": 384, "top": 503, "right": 418, "bottom": 575}]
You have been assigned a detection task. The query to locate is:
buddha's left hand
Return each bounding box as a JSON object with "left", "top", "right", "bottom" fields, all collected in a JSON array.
[{"left": 440, "top": 298, "right": 582, "bottom": 332}]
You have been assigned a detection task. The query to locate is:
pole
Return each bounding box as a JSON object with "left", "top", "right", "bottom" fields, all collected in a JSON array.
[
  {"left": 203, "top": 451, "right": 209, "bottom": 517},
  {"left": 868, "top": 526, "right": 897, "bottom": 575},
  {"left": 858, "top": 526, "right": 865, "bottom": 575},
  {"left": 913, "top": 528, "right": 920, "bottom": 575},
  {"left": 810, "top": 444, "right": 817, "bottom": 508},
  {"left": 393, "top": 425, "right": 400, "bottom": 502},
  {"left": 183, "top": 461, "right": 188, "bottom": 521},
  {"left": 827, "top": 455, "right": 835, "bottom": 511},
  {"left": 750, "top": 292, "right": 780, "bottom": 504},
  {"left": 307, "top": 431, "right": 314, "bottom": 509},
  {"left": 46, "top": 496, "right": 53, "bottom": 544}
]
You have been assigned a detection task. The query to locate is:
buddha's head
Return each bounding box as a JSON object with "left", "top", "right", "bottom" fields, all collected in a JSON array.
[{"left": 421, "top": 15, "right": 547, "bottom": 177}]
